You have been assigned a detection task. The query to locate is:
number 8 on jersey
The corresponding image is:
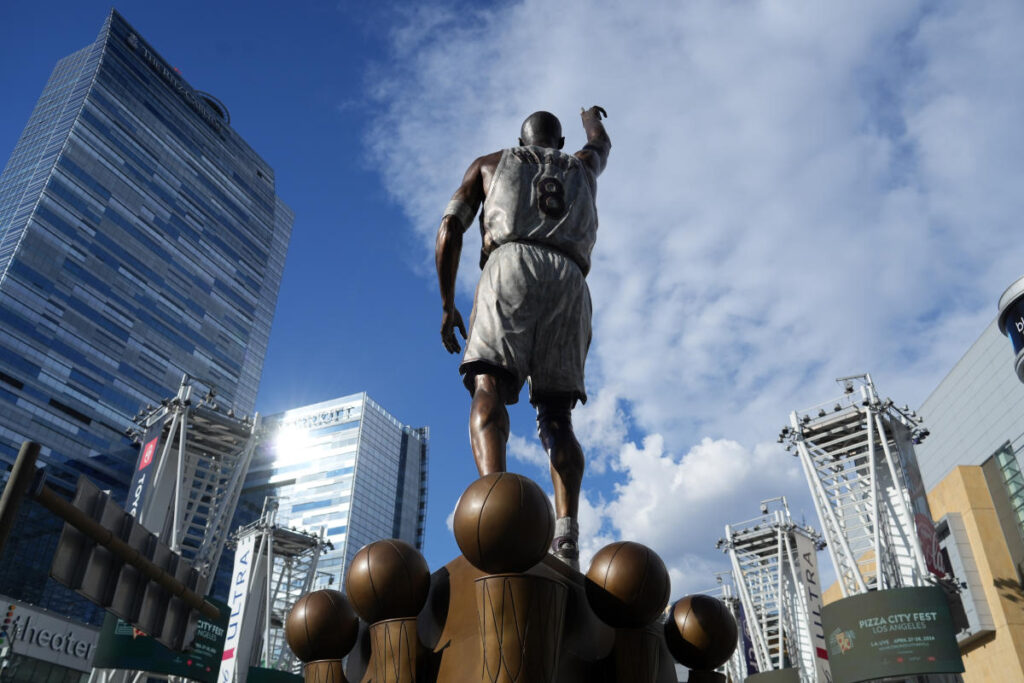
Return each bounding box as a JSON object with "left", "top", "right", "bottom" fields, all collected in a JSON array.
[{"left": 536, "top": 176, "right": 567, "bottom": 219}]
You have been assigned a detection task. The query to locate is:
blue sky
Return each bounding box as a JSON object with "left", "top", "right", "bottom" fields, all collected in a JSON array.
[{"left": 2, "top": 0, "right": 1023, "bottom": 598}]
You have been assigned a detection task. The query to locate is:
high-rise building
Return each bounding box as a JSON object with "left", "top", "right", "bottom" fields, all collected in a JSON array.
[
  {"left": 221, "top": 393, "right": 428, "bottom": 594},
  {"left": 0, "top": 9, "right": 292, "bottom": 619}
]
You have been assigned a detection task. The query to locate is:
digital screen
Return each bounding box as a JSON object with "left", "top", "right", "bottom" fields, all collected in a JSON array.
[{"left": 822, "top": 586, "right": 963, "bottom": 683}]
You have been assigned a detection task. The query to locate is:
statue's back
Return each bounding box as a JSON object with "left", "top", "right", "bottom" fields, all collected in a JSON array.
[{"left": 482, "top": 145, "right": 598, "bottom": 274}]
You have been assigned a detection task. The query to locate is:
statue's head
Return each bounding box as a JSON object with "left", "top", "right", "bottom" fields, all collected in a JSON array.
[{"left": 519, "top": 111, "right": 564, "bottom": 149}]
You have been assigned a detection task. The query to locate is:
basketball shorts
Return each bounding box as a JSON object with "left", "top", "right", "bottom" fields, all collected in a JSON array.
[{"left": 460, "top": 241, "right": 591, "bottom": 405}]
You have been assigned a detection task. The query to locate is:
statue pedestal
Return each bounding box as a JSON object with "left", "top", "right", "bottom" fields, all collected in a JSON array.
[
  {"left": 310, "top": 553, "right": 734, "bottom": 683},
  {"left": 612, "top": 627, "right": 663, "bottom": 682},
  {"left": 411, "top": 554, "right": 680, "bottom": 683},
  {"left": 369, "top": 617, "right": 419, "bottom": 683},
  {"left": 287, "top": 475, "right": 737, "bottom": 682},
  {"left": 303, "top": 659, "right": 347, "bottom": 683},
  {"left": 476, "top": 574, "right": 567, "bottom": 682}
]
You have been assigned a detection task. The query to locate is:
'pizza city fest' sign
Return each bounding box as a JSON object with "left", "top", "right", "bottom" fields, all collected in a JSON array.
[
  {"left": 822, "top": 586, "right": 963, "bottom": 683},
  {"left": 91, "top": 600, "right": 228, "bottom": 683}
]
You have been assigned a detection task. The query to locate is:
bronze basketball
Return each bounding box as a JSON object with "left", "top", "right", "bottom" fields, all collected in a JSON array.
[
  {"left": 452, "top": 472, "right": 555, "bottom": 573},
  {"left": 345, "top": 538, "right": 431, "bottom": 624},
  {"left": 284, "top": 589, "right": 359, "bottom": 662},
  {"left": 663, "top": 594, "right": 738, "bottom": 671},
  {"left": 584, "top": 541, "right": 670, "bottom": 627}
]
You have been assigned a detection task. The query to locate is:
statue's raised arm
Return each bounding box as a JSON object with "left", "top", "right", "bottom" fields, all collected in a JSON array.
[{"left": 575, "top": 105, "right": 611, "bottom": 177}]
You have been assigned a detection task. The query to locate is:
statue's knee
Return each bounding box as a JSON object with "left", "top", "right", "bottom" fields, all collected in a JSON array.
[
  {"left": 544, "top": 429, "right": 584, "bottom": 476},
  {"left": 535, "top": 400, "right": 583, "bottom": 475},
  {"left": 472, "top": 373, "right": 501, "bottom": 399},
  {"left": 550, "top": 449, "right": 577, "bottom": 475},
  {"left": 536, "top": 403, "right": 570, "bottom": 443}
]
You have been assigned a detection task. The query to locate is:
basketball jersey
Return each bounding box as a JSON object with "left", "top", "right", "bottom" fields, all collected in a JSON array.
[{"left": 481, "top": 146, "right": 598, "bottom": 275}]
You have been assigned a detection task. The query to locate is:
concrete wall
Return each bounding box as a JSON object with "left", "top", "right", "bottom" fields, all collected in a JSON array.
[{"left": 928, "top": 466, "right": 1024, "bottom": 682}]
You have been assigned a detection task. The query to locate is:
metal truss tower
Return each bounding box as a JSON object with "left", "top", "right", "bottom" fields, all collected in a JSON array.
[
  {"left": 779, "top": 373, "right": 935, "bottom": 599},
  {"left": 221, "top": 498, "right": 330, "bottom": 680},
  {"left": 718, "top": 497, "right": 830, "bottom": 683},
  {"left": 90, "top": 375, "right": 260, "bottom": 683},
  {"left": 131, "top": 374, "right": 260, "bottom": 585}
]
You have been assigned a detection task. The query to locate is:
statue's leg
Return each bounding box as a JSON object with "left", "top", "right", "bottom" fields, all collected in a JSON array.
[
  {"left": 537, "top": 400, "right": 583, "bottom": 518},
  {"left": 537, "top": 400, "right": 583, "bottom": 569},
  {"left": 470, "top": 372, "right": 509, "bottom": 476}
]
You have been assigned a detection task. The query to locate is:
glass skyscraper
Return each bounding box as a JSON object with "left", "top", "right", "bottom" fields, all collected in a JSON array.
[
  {"left": 0, "top": 10, "right": 293, "bottom": 619},
  {"left": 223, "top": 394, "right": 428, "bottom": 592}
]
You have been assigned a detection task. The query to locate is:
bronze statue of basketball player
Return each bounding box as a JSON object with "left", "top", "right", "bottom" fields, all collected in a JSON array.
[{"left": 436, "top": 107, "right": 610, "bottom": 570}]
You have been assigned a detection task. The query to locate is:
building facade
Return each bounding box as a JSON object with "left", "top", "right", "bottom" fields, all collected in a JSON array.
[
  {"left": 916, "top": 320, "right": 1024, "bottom": 493},
  {"left": 0, "top": 10, "right": 292, "bottom": 620},
  {"left": 913, "top": 315, "right": 1024, "bottom": 680},
  {"left": 223, "top": 393, "right": 428, "bottom": 594}
]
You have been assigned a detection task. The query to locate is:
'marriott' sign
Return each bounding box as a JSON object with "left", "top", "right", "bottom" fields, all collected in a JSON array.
[{"left": 280, "top": 405, "right": 358, "bottom": 431}]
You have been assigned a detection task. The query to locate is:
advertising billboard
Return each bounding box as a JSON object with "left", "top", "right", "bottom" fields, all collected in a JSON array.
[
  {"left": 91, "top": 598, "right": 228, "bottom": 682},
  {"left": 1001, "top": 296, "right": 1024, "bottom": 355},
  {"left": 822, "top": 586, "right": 963, "bottom": 683},
  {"left": 997, "top": 276, "right": 1024, "bottom": 381},
  {"left": 889, "top": 419, "right": 947, "bottom": 578}
]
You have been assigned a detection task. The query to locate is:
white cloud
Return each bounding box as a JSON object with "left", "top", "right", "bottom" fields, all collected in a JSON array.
[
  {"left": 592, "top": 436, "right": 802, "bottom": 597},
  {"left": 571, "top": 389, "right": 629, "bottom": 474},
  {"left": 368, "top": 0, "right": 1024, "bottom": 595},
  {"left": 576, "top": 488, "right": 615, "bottom": 568},
  {"left": 508, "top": 432, "right": 547, "bottom": 471}
]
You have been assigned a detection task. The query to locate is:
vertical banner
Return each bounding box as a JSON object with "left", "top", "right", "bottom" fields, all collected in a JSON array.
[
  {"left": 792, "top": 533, "right": 832, "bottom": 682},
  {"left": 736, "top": 602, "right": 759, "bottom": 676},
  {"left": 221, "top": 532, "right": 258, "bottom": 682},
  {"left": 890, "top": 420, "right": 947, "bottom": 577},
  {"left": 92, "top": 415, "right": 172, "bottom": 670},
  {"left": 126, "top": 416, "right": 166, "bottom": 518}
]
